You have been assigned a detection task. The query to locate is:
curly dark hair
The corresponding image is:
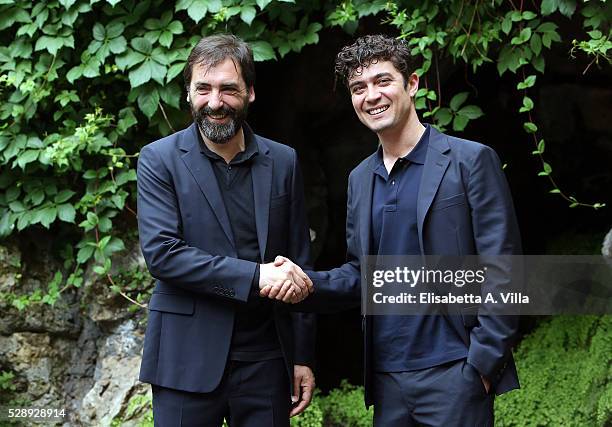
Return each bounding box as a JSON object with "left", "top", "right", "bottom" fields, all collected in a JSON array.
[{"left": 334, "top": 34, "right": 418, "bottom": 89}]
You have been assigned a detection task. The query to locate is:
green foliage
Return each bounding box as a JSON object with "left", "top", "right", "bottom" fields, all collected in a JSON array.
[
  {"left": 111, "top": 393, "right": 154, "bottom": 427},
  {"left": 0, "top": 370, "right": 16, "bottom": 392},
  {"left": 0, "top": 0, "right": 608, "bottom": 311},
  {"left": 291, "top": 394, "right": 324, "bottom": 427},
  {"left": 496, "top": 315, "right": 612, "bottom": 426},
  {"left": 318, "top": 381, "right": 373, "bottom": 427}
]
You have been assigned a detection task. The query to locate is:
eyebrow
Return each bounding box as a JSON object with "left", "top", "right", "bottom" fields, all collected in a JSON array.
[
  {"left": 194, "top": 81, "right": 242, "bottom": 90},
  {"left": 348, "top": 72, "right": 395, "bottom": 89}
]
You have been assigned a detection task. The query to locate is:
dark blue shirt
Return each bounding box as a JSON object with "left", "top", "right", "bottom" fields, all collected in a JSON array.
[
  {"left": 200, "top": 126, "right": 282, "bottom": 361},
  {"left": 371, "top": 125, "right": 467, "bottom": 372}
]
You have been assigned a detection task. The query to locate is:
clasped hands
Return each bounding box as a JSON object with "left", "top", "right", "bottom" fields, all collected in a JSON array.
[{"left": 258, "top": 256, "right": 313, "bottom": 303}]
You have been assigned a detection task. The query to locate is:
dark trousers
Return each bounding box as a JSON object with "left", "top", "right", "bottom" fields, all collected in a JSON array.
[
  {"left": 152, "top": 358, "right": 290, "bottom": 427},
  {"left": 373, "top": 359, "right": 494, "bottom": 427}
]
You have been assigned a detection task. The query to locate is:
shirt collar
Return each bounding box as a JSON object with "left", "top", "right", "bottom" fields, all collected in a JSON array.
[
  {"left": 373, "top": 123, "right": 430, "bottom": 168},
  {"left": 198, "top": 123, "right": 259, "bottom": 164}
]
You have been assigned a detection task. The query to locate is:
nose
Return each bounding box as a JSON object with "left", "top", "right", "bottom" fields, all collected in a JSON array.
[
  {"left": 364, "top": 85, "right": 381, "bottom": 103},
  {"left": 207, "top": 89, "right": 223, "bottom": 110}
]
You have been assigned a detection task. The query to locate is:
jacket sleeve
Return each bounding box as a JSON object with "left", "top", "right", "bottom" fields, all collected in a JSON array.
[
  {"left": 287, "top": 149, "right": 317, "bottom": 366},
  {"left": 465, "top": 145, "right": 522, "bottom": 381},
  {"left": 299, "top": 172, "right": 362, "bottom": 313},
  {"left": 137, "top": 144, "right": 257, "bottom": 302}
]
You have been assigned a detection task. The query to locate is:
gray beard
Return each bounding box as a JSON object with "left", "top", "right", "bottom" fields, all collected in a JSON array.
[
  {"left": 198, "top": 115, "right": 239, "bottom": 144},
  {"left": 191, "top": 101, "right": 248, "bottom": 145}
]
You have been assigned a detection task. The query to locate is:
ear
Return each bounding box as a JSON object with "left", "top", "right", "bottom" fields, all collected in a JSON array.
[
  {"left": 407, "top": 73, "right": 419, "bottom": 98},
  {"left": 248, "top": 86, "right": 255, "bottom": 103}
]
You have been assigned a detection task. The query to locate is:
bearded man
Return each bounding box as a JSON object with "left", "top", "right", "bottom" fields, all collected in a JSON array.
[{"left": 136, "top": 34, "right": 316, "bottom": 427}]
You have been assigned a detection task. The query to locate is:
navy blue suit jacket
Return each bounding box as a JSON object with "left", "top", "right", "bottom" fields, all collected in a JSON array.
[
  {"left": 137, "top": 123, "right": 315, "bottom": 393},
  {"left": 308, "top": 127, "right": 522, "bottom": 406}
]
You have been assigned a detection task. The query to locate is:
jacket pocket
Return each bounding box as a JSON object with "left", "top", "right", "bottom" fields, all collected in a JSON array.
[
  {"left": 148, "top": 293, "right": 195, "bottom": 315},
  {"left": 431, "top": 192, "right": 467, "bottom": 211}
]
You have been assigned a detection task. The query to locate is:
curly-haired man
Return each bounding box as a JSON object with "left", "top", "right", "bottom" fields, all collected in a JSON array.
[{"left": 275, "top": 34, "right": 522, "bottom": 426}]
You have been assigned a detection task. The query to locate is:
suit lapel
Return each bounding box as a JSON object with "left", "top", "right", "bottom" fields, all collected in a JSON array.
[
  {"left": 417, "top": 128, "right": 450, "bottom": 254},
  {"left": 359, "top": 157, "right": 376, "bottom": 256},
  {"left": 179, "top": 125, "right": 235, "bottom": 247},
  {"left": 251, "top": 138, "right": 272, "bottom": 262}
]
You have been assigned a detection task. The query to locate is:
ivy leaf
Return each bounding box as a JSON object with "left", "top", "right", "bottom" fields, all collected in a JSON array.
[
  {"left": 523, "top": 122, "right": 538, "bottom": 133},
  {"left": 449, "top": 92, "right": 469, "bottom": 111},
  {"left": 34, "top": 36, "right": 65, "bottom": 55},
  {"left": 117, "top": 107, "right": 138, "bottom": 134},
  {"left": 541, "top": 0, "right": 558, "bottom": 16},
  {"left": 107, "top": 22, "right": 124, "bottom": 39},
  {"left": 93, "top": 23, "right": 105, "bottom": 41},
  {"left": 166, "top": 62, "right": 185, "bottom": 83},
  {"left": 452, "top": 114, "right": 470, "bottom": 131},
  {"left": 77, "top": 245, "right": 95, "bottom": 264},
  {"left": 207, "top": 0, "right": 222, "bottom": 13},
  {"left": 103, "top": 236, "right": 125, "bottom": 256},
  {"left": 456, "top": 105, "right": 483, "bottom": 120},
  {"left": 54, "top": 189, "right": 75, "bottom": 203},
  {"left": 256, "top": 0, "right": 272, "bottom": 10},
  {"left": 517, "top": 75, "right": 536, "bottom": 89},
  {"left": 519, "top": 96, "right": 534, "bottom": 113},
  {"left": 57, "top": 203, "right": 76, "bottom": 223},
  {"left": 16, "top": 150, "right": 39, "bottom": 169},
  {"left": 435, "top": 108, "right": 453, "bottom": 126},
  {"left": 532, "top": 56, "right": 545, "bottom": 73},
  {"left": 40, "top": 206, "right": 58, "bottom": 228},
  {"left": 138, "top": 88, "right": 160, "bottom": 117},
  {"left": 501, "top": 16, "right": 512, "bottom": 35},
  {"left": 522, "top": 11, "right": 537, "bottom": 20},
  {"left": 250, "top": 41, "right": 276, "bottom": 61},
  {"left": 108, "top": 36, "right": 127, "bottom": 54},
  {"left": 538, "top": 139, "right": 545, "bottom": 153},
  {"left": 530, "top": 34, "right": 542, "bottom": 56},
  {"left": 59, "top": 0, "right": 77, "bottom": 9},
  {"left": 159, "top": 31, "right": 173, "bottom": 48},
  {"left": 558, "top": 0, "right": 576, "bottom": 18},
  {"left": 129, "top": 61, "right": 153, "bottom": 87},
  {"left": 132, "top": 37, "right": 152, "bottom": 55},
  {"left": 511, "top": 28, "right": 532, "bottom": 45},
  {"left": 240, "top": 6, "right": 257, "bottom": 25},
  {"left": 187, "top": 2, "right": 208, "bottom": 23}
]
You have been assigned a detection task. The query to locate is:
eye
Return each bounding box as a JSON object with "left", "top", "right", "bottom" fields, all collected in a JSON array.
[
  {"left": 351, "top": 86, "right": 365, "bottom": 95},
  {"left": 378, "top": 78, "right": 392, "bottom": 86}
]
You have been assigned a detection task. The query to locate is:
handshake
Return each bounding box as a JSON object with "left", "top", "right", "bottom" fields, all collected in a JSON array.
[{"left": 258, "top": 256, "right": 313, "bottom": 304}]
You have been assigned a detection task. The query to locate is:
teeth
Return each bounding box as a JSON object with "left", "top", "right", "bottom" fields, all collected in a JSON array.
[{"left": 368, "top": 106, "right": 389, "bottom": 115}]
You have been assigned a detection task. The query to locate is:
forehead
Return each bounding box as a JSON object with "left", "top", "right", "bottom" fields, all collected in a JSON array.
[
  {"left": 348, "top": 60, "right": 401, "bottom": 84},
  {"left": 191, "top": 58, "right": 245, "bottom": 86}
]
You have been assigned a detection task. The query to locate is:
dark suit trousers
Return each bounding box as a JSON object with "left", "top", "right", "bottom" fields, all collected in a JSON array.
[
  {"left": 373, "top": 359, "right": 493, "bottom": 427},
  {"left": 152, "top": 358, "right": 290, "bottom": 427}
]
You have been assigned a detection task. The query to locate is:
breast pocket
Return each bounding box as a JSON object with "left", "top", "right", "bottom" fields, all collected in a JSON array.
[{"left": 431, "top": 192, "right": 467, "bottom": 211}]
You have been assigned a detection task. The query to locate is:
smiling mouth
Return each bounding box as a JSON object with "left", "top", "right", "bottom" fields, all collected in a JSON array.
[
  {"left": 367, "top": 105, "right": 389, "bottom": 115},
  {"left": 207, "top": 113, "right": 229, "bottom": 120}
]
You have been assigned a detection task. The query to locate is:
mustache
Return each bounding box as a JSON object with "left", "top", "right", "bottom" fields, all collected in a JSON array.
[{"left": 197, "top": 104, "right": 236, "bottom": 117}]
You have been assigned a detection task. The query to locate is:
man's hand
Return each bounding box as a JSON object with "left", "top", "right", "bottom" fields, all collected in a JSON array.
[
  {"left": 290, "top": 365, "right": 315, "bottom": 417},
  {"left": 259, "top": 258, "right": 313, "bottom": 303},
  {"left": 259, "top": 256, "right": 313, "bottom": 303}
]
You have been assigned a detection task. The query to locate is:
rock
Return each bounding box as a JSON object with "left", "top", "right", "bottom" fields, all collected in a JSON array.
[
  {"left": 79, "top": 320, "right": 146, "bottom": 426},
  {"left": 0, "top": 332, "right": 72, "bottom": 406},
  {"left": 603, "top": 228, "right": 612, "bottom": 258}
]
